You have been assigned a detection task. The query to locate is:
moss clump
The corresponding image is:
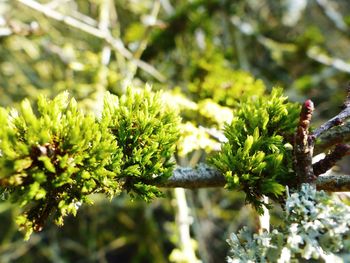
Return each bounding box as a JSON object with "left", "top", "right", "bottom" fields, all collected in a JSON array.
[
  {"left": 211, "top": 88, "right": 300, "bottom": 212},
  {"left": 0, "top": 92, "right": 121, "bottom": 239},
  {"left": 102, "top": 87, "right": 180, "bottom": 201},
  {"left": 0, "top": 87, "right": 180, "bottom": 239}
]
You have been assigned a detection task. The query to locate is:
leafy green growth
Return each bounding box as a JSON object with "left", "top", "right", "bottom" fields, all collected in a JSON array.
[
  {"left": 227, "top": 184, "right": 350, "bottom": 262},
  {"left": 102, "top": 87, "right": 180, "bottom": 201},
  {"left": 0, "top": 87, "right": 180, "bottom": 239},
  {"left": 211, "top": 88, "right": 300, "bottom": 212},
  {"left": 0, "top": 92, "right": 121, "bottom": 239}
]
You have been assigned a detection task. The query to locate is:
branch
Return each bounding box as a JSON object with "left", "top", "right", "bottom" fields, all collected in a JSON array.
[
  {"left": 314, "top": 121, "right": 350, "bottom": 155},
  {"left": 230, "top": 16, "right": 350, "bottom": 74},
  {"left": 315, "top": 172, "right": 350, "bottom": 192},
  {"left": 160, "top": 163, "right": 225, "bottom": 188},
  {"left": 142, "top": 0, "right": 222, "bottom": 60},
  {"left": 316, "top": 0, "right": 348, "bottom": 32},
  {"left": 313, "top": 85, "right": 350, "bottom": 138},
  {"left": 159, "top": 164, "right": 350, "bottom": 192},
  {"left": 313, "top": 144, "right": 350, "bottom": 176},
  {"left": 306, "top": 46, "right": 350, "bottom": 74},
  {"left": 294, "top": 100, "right": 316, "bottom": 183},
  {"left": 173, "top": 188, "right": 199, "bottom": 262},
  {"left": 16, "top": 0, "right": 166, "bottom": 82}
]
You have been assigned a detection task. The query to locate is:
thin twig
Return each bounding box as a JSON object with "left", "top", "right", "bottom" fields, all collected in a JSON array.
[
  {"left": 313, "top": 113, "right": 350, "bottom": 139},
  {"left": 313, "top": 144, "right": 350, "bottom": 176},
  {"left": 313, "top": 86, "right": 350, "bottom": 138},
  {"left": 314, "top": 120, "right": 350, "bottom": 155},
  {"left": 307, "top": 46, "right": 350, "bottom": 74},
  {"left": 160, "top": 0, "right": 174, "bottom": 15},
  {"left": 16, "top": 0, "right": 166, "bottom": 82},
  {"left": 92, "top": 0, "right": 112, "bottom": 116},
  {"left": 316, "top": 0, "right": 348, "bottom": 32},
  {"left": 174, "top": 188, "right": 199, "bottom": 263},
  {"left": 230, "top": 16, "right": 350, "bottom": 74},
  {"left": 125, "top": 0, "right": 162, "bottom": 82},
  {"left": 134, "top": 0, "right": 161, "bottom": 60}
]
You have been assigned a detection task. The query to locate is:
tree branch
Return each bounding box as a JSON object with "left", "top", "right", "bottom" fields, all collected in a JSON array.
[
  {"left": 313, "top": 85, "right": 350, "bottom": 139},
  {"left": 230, "top": 16, "right": 350, "bottom": 74},
  {"left": 158, "top": 164, "right": 350, "bottom": 192},
  {"left": 16, "top": 0, "right": 166, "bottom": 82},
  {"left": 160, "top": 163, "right": 225, "bottom": 188},
  {"left": 313, "top": 144, "right": 350, "bottom": 176},
  {"left": 314, "top": 121, "right": 350, "bottom": 155}
]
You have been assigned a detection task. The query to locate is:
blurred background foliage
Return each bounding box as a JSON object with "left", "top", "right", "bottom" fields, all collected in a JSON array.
[{"left": 1, "top": 0, "right": 350, "bottom": 262}]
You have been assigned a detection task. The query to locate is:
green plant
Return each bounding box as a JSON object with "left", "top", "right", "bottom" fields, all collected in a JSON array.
[
  {"left": 0, "top": 87, "right": 180, "bottom": 239},
  {"left": 211, "top": 88, "right": 300, "bottom": 212},
  {"left": 102, "top": 87, "right": 180, "bottom": 200}
]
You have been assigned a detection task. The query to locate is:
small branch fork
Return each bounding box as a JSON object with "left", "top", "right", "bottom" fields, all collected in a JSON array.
[{"left": 293, "top": 85, "right": 350, "bottom": 185}]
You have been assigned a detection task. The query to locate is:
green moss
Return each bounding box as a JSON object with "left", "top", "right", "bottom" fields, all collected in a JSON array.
[
  {"left": 0, "top": 87, "right": 180, "bottom": 239},
  {"left": 102, "top": 87, "right": 180, "bottom": 201},
  {"left": 210, "top": 88, "right": 300, "bottom": 212},
  {"left": 0, "top": 92, "right": 121, "bottom": 239}
]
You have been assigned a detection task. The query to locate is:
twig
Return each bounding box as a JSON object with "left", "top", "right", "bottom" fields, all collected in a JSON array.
[
  {"left": 44, "top": 0, "right": 71, "bottom": 9},
  {"left": 313, "top": 85, "right": 350, "bottom": 138},
  {"left": 314, "top": 120, "right": 350, "bottom": 155},
  {"left": 313, "top": 144, "right": 350, "bottom": 176},
  {"left": 160, "top": 0, "right": 174, "bottom": 15},
  {"left": 134, "top": 0, "right": 161, "bottom": 60},
  {"left": 174, "top": 188, "right": 199, "bottom": 263},
  {"left": 16, "top": 0, "right": 166, "bottom": 82},
  {"left": 125, "top": 0, "right": 162, "bottom": 82},
  {"left": 46, "top": 0, "right": 99, "bottom": 26},
  {"left": 316, "top": 172, "right": 350, "bottom": 192},
  {"left": 294, "top": 100, "right": 316, "bottom": 183},
  {"left": 316, "top": 0, "right": 348, "bottom": 32},
  {"left": 92, "top": 0, "right": 112, "bottom": 117},
  {"left": 307, "top": 46, "right": 350, "bottom": 74},
  {"left": 230, "top": 16, "right": 350, "bottom": 74}
]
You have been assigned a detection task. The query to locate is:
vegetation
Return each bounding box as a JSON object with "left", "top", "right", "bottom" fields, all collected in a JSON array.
[{"left": 1, "top": 0, "right": 350, "bottom": 262}]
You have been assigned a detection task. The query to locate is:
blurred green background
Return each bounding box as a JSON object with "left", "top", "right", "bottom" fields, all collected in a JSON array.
[{"left": 1, "top": 0, "right": 350, "bottom": 262}]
